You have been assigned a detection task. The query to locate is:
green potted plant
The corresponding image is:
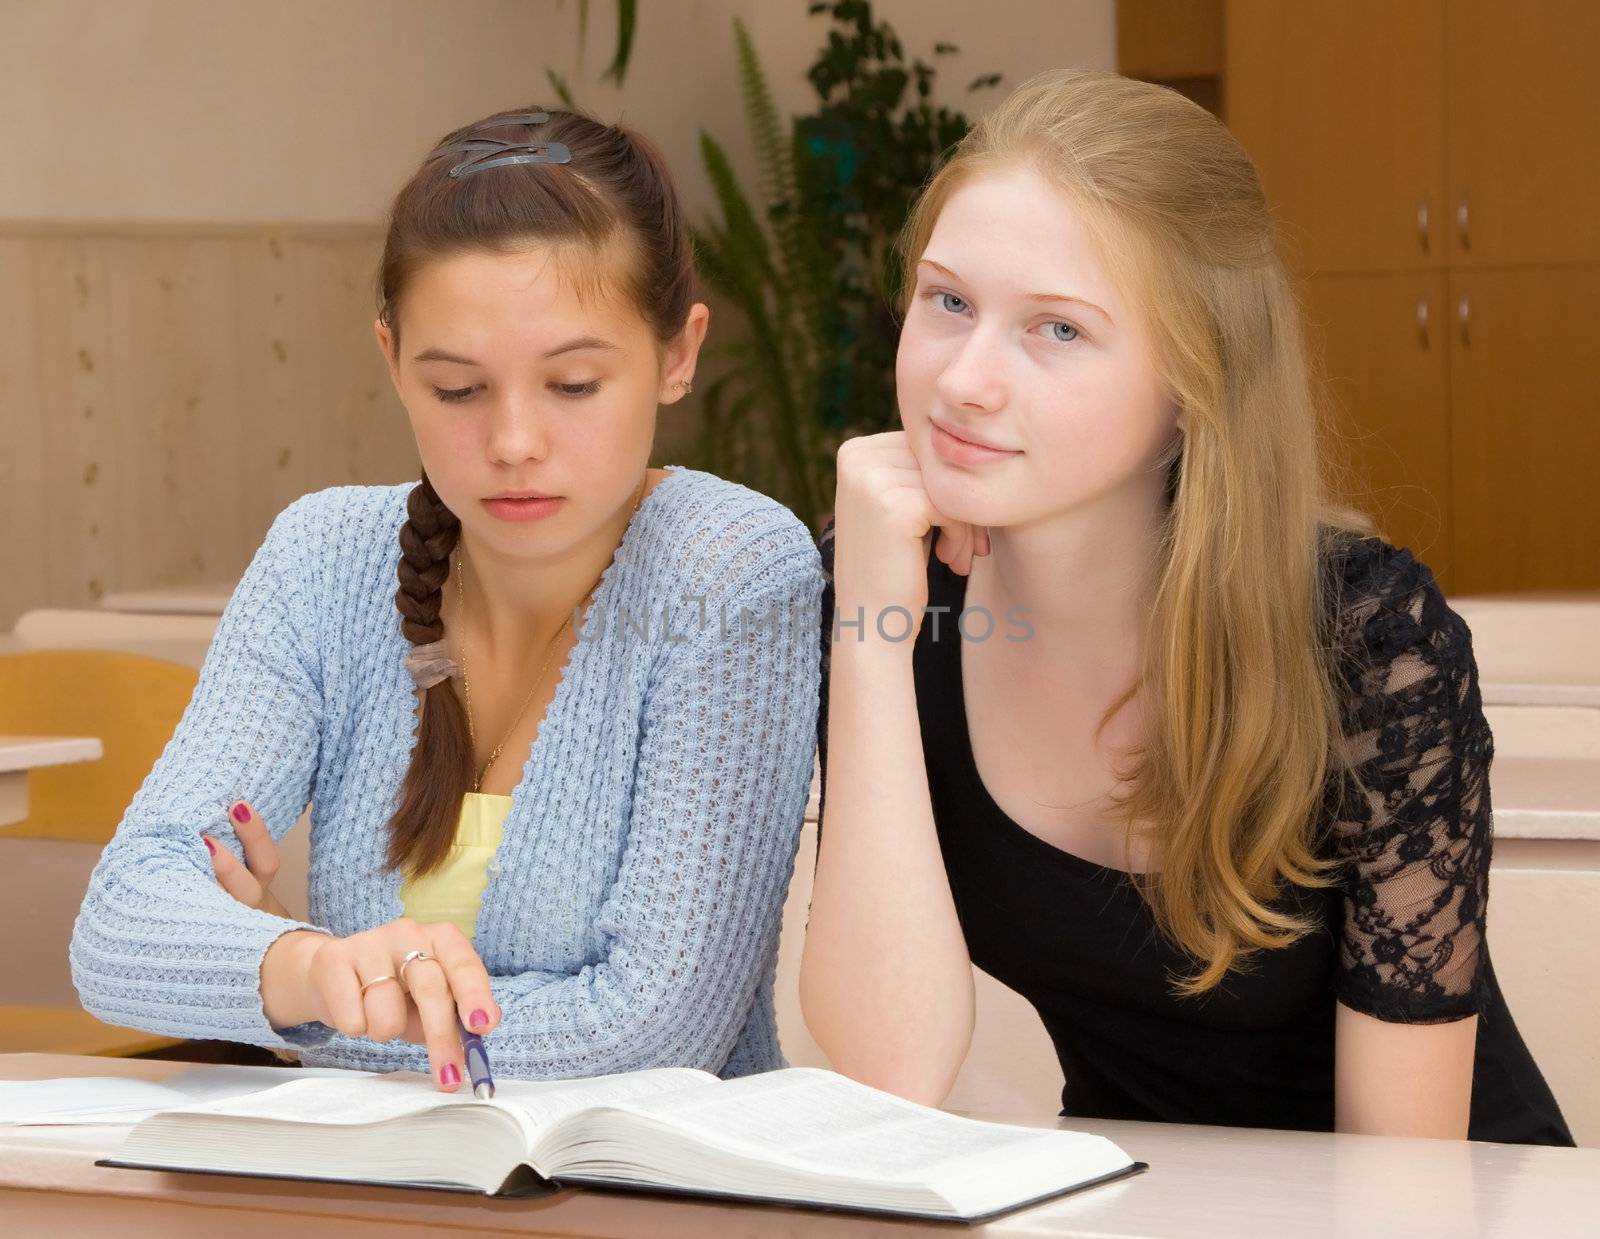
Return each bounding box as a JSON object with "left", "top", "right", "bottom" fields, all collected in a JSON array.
[{"left": 691, "top": 1, "right": 1001, "bottom": 530}]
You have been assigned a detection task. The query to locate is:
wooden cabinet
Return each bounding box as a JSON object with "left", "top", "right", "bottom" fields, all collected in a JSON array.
[
  {"left": 1226, "top": 1, "right": 1600, "bottom": 593},
  {"left": 1226, "top": 1, "right": 1447, "bottom": 276},
  {"left": 1297, "top": 273, "right": 1453, "bottom": 584},
  {"left": 1446, "top": 0, "right": 1600, "bottom": 266},
  {"left": 1117, "top": 0, "right": 1224, "bottom": 116},
  {"left": 1117, "top": 0, "right": 1222, "bottom": 80},
  {"left": 1449, "top": 265, "right": 1600, "bottom": 593}
]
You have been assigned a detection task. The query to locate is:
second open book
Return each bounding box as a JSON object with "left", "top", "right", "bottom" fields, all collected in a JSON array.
[{"left": 102, "top": 1063, "right": 1144, "bottom": 1222}]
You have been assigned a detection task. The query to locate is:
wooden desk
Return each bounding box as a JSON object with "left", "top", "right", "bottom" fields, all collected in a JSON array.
[
  {"left": 99, "top": 584, "right": 236, "bottom": 616},
  {"left": 2, "top": 1054, "right": 1595, "bottom": 1237},
  {"left": 0, "top": 736, "right": 102, "bottom": 828},
  {"left": 1493, "top": 755, "right": 1600, "bottom": 841},
  {"left": 1484, "top": 683, "right": 1600, "bottom": 708}
]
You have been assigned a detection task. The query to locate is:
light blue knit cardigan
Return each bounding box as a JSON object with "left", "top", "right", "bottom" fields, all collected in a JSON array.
[{"left": 70, "top": 465, "right": 823, "bottom": 1078}]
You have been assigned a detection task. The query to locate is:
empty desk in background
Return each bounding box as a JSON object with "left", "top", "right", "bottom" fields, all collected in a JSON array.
[
  {"left": 1493, "top": 754, "right": 1600, "bottom": 842},
  {"left": 0, "top": 737, "right": 103, "bottom": 828},
  {"left": 1486, "top": 745, "right": 1600, "bottom": 1148},
  {"left": 99, "top": 584, "right": 236, "bottom": 617},
  {"left": 1452, "top": 595, "right": 1600, "bottom": 708}
]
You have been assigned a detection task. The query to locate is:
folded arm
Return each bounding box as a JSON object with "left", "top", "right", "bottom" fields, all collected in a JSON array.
[{"left": 69, "top": 497, "right": 331, "bottom": 1049}]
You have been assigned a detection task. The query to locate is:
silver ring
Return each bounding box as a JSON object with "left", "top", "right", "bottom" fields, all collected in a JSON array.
[
  {"left": 359, "top": 973, "right": 397, "bottom": 997},
  {"left": 398, "top": 949, "right": 434, "bottom": 988}
]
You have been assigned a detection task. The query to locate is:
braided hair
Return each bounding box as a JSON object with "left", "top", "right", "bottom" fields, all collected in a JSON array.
[{"left": 388, "top": 475, "right": 474, "bottom": 876}]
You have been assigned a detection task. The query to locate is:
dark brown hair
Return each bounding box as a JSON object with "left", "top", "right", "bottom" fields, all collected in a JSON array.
[{"left": 384, "top": 107, "right": 697, "bottom": 877}]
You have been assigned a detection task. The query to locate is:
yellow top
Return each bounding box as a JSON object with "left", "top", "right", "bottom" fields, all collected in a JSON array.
[{"left": 397, "top": 792, "right": 512, "bottom": 941}]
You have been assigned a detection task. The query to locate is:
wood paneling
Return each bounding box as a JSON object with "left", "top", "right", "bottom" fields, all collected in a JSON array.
[
  {"left": 1446, "top": 0, "right": 1600, "bottom": 266},
  {"left": 1225, "top": 0, "right": 1447, "bottom": 275},
  {"left": 1298, "top": 272, "right": 1455, "bottom": 589},
  {"left": 1448, "top": 265, "right": 1600, "bottom": 594},
  {"left": 0, "top": 224, "right": 417, "bottom": 632},
  {"left": 1117, "top": 0, "right": 1223, "bottom": 80},
  {"left": 1227, "top": 0, "right": 1599, "bottom": 593}
]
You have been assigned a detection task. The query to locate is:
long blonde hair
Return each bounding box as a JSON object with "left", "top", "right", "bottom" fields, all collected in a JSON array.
[{"left": 897, "top": 68, "right": 1377, "bottom": 995}]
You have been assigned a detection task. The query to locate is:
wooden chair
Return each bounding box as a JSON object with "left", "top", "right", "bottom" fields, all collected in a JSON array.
[{"left": 0, "top": 649, "right": 199, "bottom": 1055}]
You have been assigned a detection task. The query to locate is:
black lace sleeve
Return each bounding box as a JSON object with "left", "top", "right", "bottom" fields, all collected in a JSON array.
[
  {"left": 815, "top": 516, "right": 836, "bottom": 842},
  {"left": 1326, "top": 538, "right": 1493, "bottom": 1024}
]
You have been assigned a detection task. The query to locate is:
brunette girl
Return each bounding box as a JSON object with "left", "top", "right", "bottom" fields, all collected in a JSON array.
[{"left": 73, "top": 108, "right": 821, "bottom": 1092}]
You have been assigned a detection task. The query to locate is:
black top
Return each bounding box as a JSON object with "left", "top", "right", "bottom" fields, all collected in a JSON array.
[{"left": 815, "top": 521, "right": 1573, "bottom": 1146}]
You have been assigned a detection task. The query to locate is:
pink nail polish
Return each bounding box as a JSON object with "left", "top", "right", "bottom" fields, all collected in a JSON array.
[
  {"left": 441, "top": 1062, "right": 461, "bottom": 1087},
  {"left": 202, "top": 836, "right": 216, "bottom": 855},
  {"left": 469, "top": 1008, "right": 489, "bottom": 1031},
  {"left": 231, "top": 802, "right": 250, "bottom": 824}
]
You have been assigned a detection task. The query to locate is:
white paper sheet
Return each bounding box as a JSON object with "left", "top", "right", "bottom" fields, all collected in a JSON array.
[{"left": 0, "top": 1065, "right": 372, "bottom": 1125}]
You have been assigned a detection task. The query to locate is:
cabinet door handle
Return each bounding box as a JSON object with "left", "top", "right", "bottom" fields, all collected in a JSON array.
[
  {"left": 1417, "top": 296, "right": 1431, "bottom": 348},
  {"left": 1457, "top": 194, "right": 1471, "bottom": 251},
  {"left": 1457, "top": 293, "right": 1471, "bottom": 347},
  {"left": 1417, "top": 199, "right": 1431, "bottom": 253}
]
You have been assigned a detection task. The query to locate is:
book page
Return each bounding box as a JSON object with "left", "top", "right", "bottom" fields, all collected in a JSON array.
[
  {"left": 154, "top": 1072, "right": 470, "bottom": 1126},
  {"left": 116, "top": 1073, "right": 529, "bottom": 1197},
  {"left": 491, "top": 1068, "right": 714, "bottom": 1127},
  {"left": 150, "top": 1067, "right": 718, "bottom": 1134},
  {"left": 600, "top": 1068, "right": 1093, "bottom": 1180}
]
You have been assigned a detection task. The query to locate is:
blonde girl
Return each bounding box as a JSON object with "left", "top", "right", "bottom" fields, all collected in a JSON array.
[{"left": 801, "top": 69, "right": 1571, "bottom": 1145}]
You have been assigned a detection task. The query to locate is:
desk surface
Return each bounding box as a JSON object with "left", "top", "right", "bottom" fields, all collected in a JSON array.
[
  {"left": 0, "top": 737, "right": 103, "bottom": 828},
  {"left": 1483, "top": 683, "right": 1600, "bottom": 708},
  {"left": 2, "top": 1054, "right": 1595, "bottom": 1238},
  {"left": 1493, "top": 754, "right": 1600, "bottom": 841},
  {"left": 0, "top": 736, "right": 103, "bottom": 773},
  {"left": 99, "top": 583, "right": 236, "bottom": 615}
]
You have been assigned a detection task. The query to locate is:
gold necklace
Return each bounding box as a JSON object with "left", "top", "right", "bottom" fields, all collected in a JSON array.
[{"left": 453, "top": 473, "right": 647, "bottom": 793}]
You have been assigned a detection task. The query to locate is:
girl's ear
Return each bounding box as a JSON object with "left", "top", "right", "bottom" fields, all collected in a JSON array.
[
  {"left": 374, "top": 319, "right": 403, "bottom": 392},
  {"left": 659, "top": 303, "right": 711, "bottom": 404}
]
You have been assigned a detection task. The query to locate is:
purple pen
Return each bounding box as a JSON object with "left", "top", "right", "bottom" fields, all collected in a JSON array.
[{"left": 458, "top": 1018, "right": 495, "bottom": 1100}]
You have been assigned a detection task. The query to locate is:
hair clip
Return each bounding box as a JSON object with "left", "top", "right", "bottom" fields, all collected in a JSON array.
[
  {"left": 448, "top": 142, "right": 572, "bottom": 178},
  {"left": 425, "top": 112, "right": 562, "bottom": 177},
  {"left": 471, "top": 111, "right": 551, "bottom": 130},
  {"left": 405, "top": 638, "right": 461, "bottom": 690},
  {"left": 428, "top": 138, "right": 506, "bottom": 159},
  {"left": 427, "top": 114, "right": 550, "bottom": 161}
]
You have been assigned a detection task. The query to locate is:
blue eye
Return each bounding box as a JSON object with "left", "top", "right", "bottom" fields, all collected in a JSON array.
[
  {"left": 432, "top": 385, "right": 478, "bottom": 404},
  {"left": 1046, "top": 322, "right": 1080, "bottom": 343},
  {"left": 934, "top": 291, "right": 969, "bottom": 314}
]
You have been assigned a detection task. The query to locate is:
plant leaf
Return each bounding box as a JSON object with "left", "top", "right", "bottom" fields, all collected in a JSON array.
[
  {"left": 546, "top": 68, "right": 577, "bottom": 111},
  {"left": 602, "top": 0, "right": 637, "bottom": 83}
]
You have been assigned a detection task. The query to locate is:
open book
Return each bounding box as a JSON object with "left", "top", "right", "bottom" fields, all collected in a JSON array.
[{"left": 100, "top": 1065, "right": 1145, "bottom": 1222}]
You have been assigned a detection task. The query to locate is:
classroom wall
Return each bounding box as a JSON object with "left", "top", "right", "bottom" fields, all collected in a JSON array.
[
  {"left": 0, "top": 0, "right": 1114, "bottom": 630},
  {"left": 0, "top": 0, "right": 1114, "bottom": 224},
  {"left": 2, "top": 0, "right": 614, "bottom": 225}
]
